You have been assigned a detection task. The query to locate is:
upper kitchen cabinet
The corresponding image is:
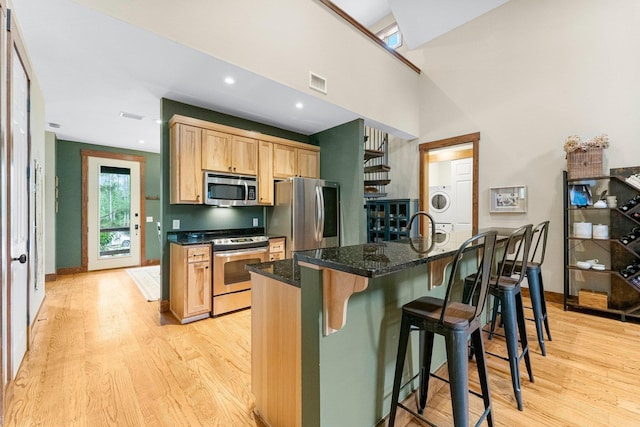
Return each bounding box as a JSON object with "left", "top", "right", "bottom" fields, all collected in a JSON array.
[
  {"left": 201, "top": 129, "right": 258, "bottom": 176},
  {"left": 170, "top": 123, "right": 203, "bottom": 204},
  {"left": 273, "top": 143, "right": 320, "bottom": 179},
  {"left": 169, "top": 115, "right": 319, "bottom": 205},
  {"left": 258, "top": 141, "right": 274, "bottom": 205},
  {"left": 297, "top": 148, "right": 320, "bottom": 178}
]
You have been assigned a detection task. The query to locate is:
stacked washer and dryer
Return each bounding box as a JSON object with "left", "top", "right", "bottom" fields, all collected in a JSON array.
[{"left": 428, "top": 185, "right": 453, "bottom": 247}]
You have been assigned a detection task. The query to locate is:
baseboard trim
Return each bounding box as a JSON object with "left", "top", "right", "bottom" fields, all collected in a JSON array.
[
  {"left": 160, "top": 300, "right": 170, "bottom": 313},
  {"left": 143, "top": 259, "right": 160, "bottom": 266},
  {"left": 521, "top": 288, "right": 563, "bottom": 304},
  {"left": 45, "top": 273, "right": 57, "bottom": 282},
  {"left": 56, "top": 266, "right": 86, "bottom": 275}
]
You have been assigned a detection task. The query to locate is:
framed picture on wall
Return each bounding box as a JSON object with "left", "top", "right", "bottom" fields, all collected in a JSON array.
[{"left": 489, "top": 185, "right": 527, "bottom": 213}]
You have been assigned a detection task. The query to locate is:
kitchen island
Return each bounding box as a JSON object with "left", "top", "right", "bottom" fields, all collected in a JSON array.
[{"left": 247, "top": 231, "right": 498, "bottom": 427}]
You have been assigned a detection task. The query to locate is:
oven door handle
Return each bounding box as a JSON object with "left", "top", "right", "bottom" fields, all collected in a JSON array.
[{"left": 215, "top": 247, "right": 269, "bottom": 257}]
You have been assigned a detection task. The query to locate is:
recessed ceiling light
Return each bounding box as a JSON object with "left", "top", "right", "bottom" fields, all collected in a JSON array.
[
  {"left": 138, "top": 140, "right": 145, "bottom": 144},
  {"left": 224, "top": 76, "right": 235, "bottom": 85},
  {"left": 154, "top": 119, "right": 162, "bottom": 124},
  {"left": 48, "top": 122, "right": 61, "bottom": 129},
  {"left": 295, "top": 102, "right": 304, "bottom": 109},
  {"left": 120, "top": 111, "right": 144, "bottom": 120}
]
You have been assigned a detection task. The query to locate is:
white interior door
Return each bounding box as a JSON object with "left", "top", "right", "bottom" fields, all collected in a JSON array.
[
  {"left": 451, "top": 158, "right": 473, "bottom": 232},
  {"left": 9, "top": 45, "right": 30, "bottom": 379},
  {"left": 87, "top": 156, "right": 141, "bottom": 270}
]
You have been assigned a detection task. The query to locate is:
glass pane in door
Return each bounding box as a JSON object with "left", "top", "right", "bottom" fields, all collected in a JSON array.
[{"left": 99, "top": 166, "right": 131, "bottom": 258}]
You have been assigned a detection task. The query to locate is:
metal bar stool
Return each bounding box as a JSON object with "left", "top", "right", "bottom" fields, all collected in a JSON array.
[
  {"left": 485, "top": 224, "right": 534, "bottom": 411},
  {"left": 388, "top": 230, "right": 498, "bottom": 427},
  {"left": 491, "top": 221, "right": 552, "bottom": 355}
]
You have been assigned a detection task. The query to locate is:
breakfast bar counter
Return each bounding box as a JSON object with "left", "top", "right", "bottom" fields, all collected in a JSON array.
[{"left": 247, "top": 232, "right": 500, "bottom": 427}]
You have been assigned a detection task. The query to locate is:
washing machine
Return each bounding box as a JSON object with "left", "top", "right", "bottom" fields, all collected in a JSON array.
[
  {"left": 429, "top": 185, "right": 453, "bottom": 223},
  {"left": 434, "top": 223, "right": 453, "bottom": 248}
]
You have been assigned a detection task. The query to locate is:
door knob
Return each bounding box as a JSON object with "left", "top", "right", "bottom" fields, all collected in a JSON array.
[{"left": 12, "top": 254, "right": 27, "bottom": 264}]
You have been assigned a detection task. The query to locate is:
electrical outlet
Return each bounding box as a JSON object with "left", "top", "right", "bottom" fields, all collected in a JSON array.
[
  {"left": 253, "top": 217, "right": 259, "bottom": 227},
  {"left": 172, "top": 219, "right": 180, "bottom": 230},
  {"left": 146, "top": 216, "right": 153, "bottom": 223}
]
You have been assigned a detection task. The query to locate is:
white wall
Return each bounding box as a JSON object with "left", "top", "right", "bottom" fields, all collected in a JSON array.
[
  {"left": 73, "top": 0, "right": 421, "bottom": 139},
  {"left": 28, "top": 51, "right": 47, "bottom": 324},
  {"left": 393, "top": 0, "right": 640, "bottom": 294},
  {"left": 44, "top": 132, "right": 56, "bottom": 276}
]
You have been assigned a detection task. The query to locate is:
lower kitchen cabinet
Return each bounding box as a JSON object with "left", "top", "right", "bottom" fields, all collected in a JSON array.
[
  {"left": 170, "top": 243, "right": 212, "bottom": 323},
  {"left": 269, "top": 237, "right": 286, "bottom": 261}
]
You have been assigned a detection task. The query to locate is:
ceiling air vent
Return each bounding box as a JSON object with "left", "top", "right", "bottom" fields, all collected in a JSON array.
[
  {"left": 119, "top": 111, "right": 144, "bottom": 120},
  {"left": 309, "top": 72, "right": 327, "bottom": 94}
]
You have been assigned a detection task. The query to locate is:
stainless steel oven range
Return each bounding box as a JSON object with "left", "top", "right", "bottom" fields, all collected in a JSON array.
[{"left": 211, "top": 234, "right": 269, "bottom": 316}]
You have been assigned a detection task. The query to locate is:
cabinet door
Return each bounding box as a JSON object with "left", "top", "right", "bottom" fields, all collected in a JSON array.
[
  {"left": 185, "top": 261, "right": 212, "bottom": 316},
  {"left": 273, "top": 144, "right": 297, "bottom": 178},
  {"left": 258, "top": 141, "right": 274, "bottom": 205},
  {"left": 201, "top": 129, "right": 232, "bottom": 173},
  {"left": 170, "top": 124, "right": 202, "bottom": 204},
  {"left": 297, "top": 148, "right": 319, "bottom": 178},
  {"left": 233, "top": 136, "right": 258, "bottom": 175}
]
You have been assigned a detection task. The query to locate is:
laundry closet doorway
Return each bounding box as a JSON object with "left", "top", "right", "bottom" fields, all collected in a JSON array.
[{"left": 419, "top": 133, "right": 479, "bottom": 237}]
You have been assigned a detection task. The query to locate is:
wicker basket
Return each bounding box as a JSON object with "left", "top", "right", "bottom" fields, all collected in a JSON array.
[{"left": 567, "top": 148, "right": 604, "bottom": 179}]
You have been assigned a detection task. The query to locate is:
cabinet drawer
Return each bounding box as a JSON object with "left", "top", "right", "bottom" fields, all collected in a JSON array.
[
  {"left": 187, "top": 246, "right": 210, "bottom": 262},
  {"left": 269, "top": 252, "right": 284, "bottom": 261},
  {"left": 270, "top": 242, "right": 284, "bottom": 253}
]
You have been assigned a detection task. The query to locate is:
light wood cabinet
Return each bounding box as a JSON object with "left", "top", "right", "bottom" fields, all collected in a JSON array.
[
  {"left": 170, "top": 243, "right": 212, "bottom": 324},
  {"left": 202, "top": 130, "right": 258, "bottom": 176},
  {"left": 273, "top": 144, "right": 320, "bottom": 179},
  {"left": 258, "top": 140, "right": 274, "bottom": 205},
  {"left": 170, "top": 123, "right": 203, "bottom": 204},
  {"left": 273, "top": 143, "right": 297, "bottom": 179},
  {"left": 169, "top": 115, "right": 319, "bottom": 205},
  {"left": 269, "top": 237, "right": 285, "bottom": 261},
  {"left": 297, "top": 148, "right": 320, "bottom": 178}
]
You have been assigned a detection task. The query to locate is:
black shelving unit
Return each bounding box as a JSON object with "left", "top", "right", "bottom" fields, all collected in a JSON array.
[
  {"left": 366, "top": 199, "right": 411, "bottom": 242},
  {"left": 563, "top": 168, "right": 640, "bottom": 321}
]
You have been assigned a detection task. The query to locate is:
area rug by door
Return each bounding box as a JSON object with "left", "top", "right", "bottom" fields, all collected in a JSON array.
[{"left": 126, "top": 265, "right": 161, "bottom": 301}]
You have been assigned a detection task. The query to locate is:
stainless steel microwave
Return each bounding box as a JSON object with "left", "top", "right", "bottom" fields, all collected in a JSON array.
[{"left": 204, "top": 172, "right": 258, "bottom": 206}]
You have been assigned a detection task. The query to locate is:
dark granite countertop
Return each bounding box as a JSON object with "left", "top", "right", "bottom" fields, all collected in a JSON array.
[
  {"left": 294, "top": 234, "right": 468, "bottom": 278},
  {"left": 247, "top": 229, "right": 513, "bottom": 286},
  {"left": 246, "top": 259, "right": 300, "bottom": 287},
  {"left": 167, "top": 227, "right": 265, "bottom": 245}
]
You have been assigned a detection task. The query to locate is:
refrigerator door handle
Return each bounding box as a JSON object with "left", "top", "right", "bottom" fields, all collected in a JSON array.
[
  {"left": 315, "top": 185, "right": 324, "bottom": 242},
  {"left": 318, "top": 185, "right": 325, "bottom": 241}
]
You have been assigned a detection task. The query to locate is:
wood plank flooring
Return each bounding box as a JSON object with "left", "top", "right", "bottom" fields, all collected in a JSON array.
[{"left": 4, "top": 269, "right": 640, "bottom": 426}]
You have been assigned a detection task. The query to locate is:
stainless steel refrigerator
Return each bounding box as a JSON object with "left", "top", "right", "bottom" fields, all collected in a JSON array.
[{"left": 267, "top": 177, "right": 340, "bottom": 257}]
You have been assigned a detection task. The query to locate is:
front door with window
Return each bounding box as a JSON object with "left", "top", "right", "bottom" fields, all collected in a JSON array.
[{"left": 87, "top": 156, "right": 141, "bottom": 270}]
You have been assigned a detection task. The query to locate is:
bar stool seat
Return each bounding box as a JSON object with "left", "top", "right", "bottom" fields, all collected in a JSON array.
[{"left": 388, "top": 231, "right": 498, "bottom": 427}]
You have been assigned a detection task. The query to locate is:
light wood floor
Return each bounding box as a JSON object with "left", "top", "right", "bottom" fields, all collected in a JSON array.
[{"left": 4, "top": 269, "right": 640, "bottom": 426}]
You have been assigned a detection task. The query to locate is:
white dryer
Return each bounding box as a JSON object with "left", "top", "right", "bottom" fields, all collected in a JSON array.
[
  {"left": 429, "top": 185, "right": 453, "bottom": 223},
  {"left": 434, "top": 223, "right": 453, "bottom": 248}
]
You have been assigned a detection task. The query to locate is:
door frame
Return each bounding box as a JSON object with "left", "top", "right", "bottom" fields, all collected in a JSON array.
[
  {"left": 81, "top": 150, "right": 147, "bottom": 270},
  {"left": 418, "top": 132, "right": 480, "bottom": 235}
]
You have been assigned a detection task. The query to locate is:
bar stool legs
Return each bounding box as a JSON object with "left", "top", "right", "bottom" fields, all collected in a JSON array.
[
  {"left": 526, "top": 265, "right": 552, "bottom": 356},
  {"left": 389, "top": 315, "right": 494, "bottom": 426},
  {"left": 489, "top": 285, "right": 533, "bottom": 411}
]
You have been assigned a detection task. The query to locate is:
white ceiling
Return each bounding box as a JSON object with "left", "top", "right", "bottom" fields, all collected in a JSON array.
[{"left": 11, "top": 0, "right": 508, "bottom": 154}]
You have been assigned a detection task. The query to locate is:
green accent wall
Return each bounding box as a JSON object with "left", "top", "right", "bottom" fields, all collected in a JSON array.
[
  {"left": 310, "top": 119, "right": 366, "bottom": 246},
  {"left": 55, "top": 139, "right": 161, "bottom": 269},
  {"left": 299, "top": 264, "right": 447, "bottom": 427},
  {"left": 159, "top": 99, "right": 311, "bottom": 300}
]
